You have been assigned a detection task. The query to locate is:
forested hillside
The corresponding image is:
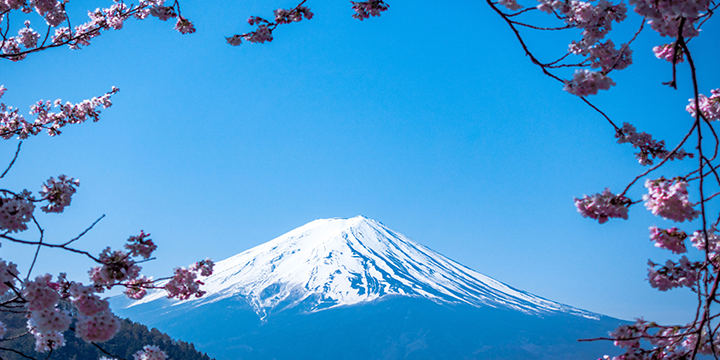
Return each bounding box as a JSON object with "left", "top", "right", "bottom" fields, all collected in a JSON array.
[{"left": 0, "top": 309, "right": 215, "bottom": 360}]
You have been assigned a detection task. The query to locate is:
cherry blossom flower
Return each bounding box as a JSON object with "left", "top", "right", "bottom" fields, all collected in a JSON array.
[
  {"left": 27, "top": 308, "right": 72, "bottom": 333},
  {"left": 174, "top": 16, "right": 195, "bottom": 34},
  {"left": 562, "top": 0, "right": 627, "bottom": 50},
  {"left": 164, "top": 260, "right": 213, "bottom": 300},
  {"left": 274, "top": 6, "right": 313, "bottom": 24},
  {"left": 133, "top": 345, "right": 168, "bottom": 360},
  {"left": 629, "top": 0, "right": 709, "bottom": 38},
  {"left": 574, "top": 188, "right": 630, "bottom": 223},
  {"left": 29, "top": 329, "right": 65, "bottom": 353},
  {"left": 39, "top": 174, "right": 79, "bottom": 213},
  {"left": 586, "top": 40, "right": 632, "bottom": 71},
  {"left": 536, "top": 0, "right": 564, "bottom": 13},
  {"left": 649, "top": 226, "right": 687, "bottom": 254},
  {"left": 75, "top": 310, "right": 121, "bottom": 343},
  {"left": 0, "top": 195, "right": 34, "bottom": 232},
  {"left": 0, "top": 87, "right": 118, "bottom": 139},
  {"left": 124, "top": 276, "right": 153, "bottom": 300},
  {"left": 23, "top": 274, "right": 59, "bottom": 311},
  {"left": 69, "top": 283, "right": 110, "bottom": 316},
  {"left": 32, "top": 0, "right": 67, "bottom": 27},
  {"left": 681, "top": 331, "right": 720, "bottom": 355},
  {"left": 686, "top": 89, "right": 720, "bottom": 122},
  {"left": 647, "top": 257, "right": 700, "bottom": 291},
  {"left": 226, "top": 35, "right": 243, "bottom": 46},
  {"left": 643, "top": 178, "right": 699, "bottom": 222},
  {"left": 351, "top": 0, "right": 389, "bottom": 20},
  {"left": 149, "top": 6, "right": 177, "bottom": 21},
  {"left": 611, "top": 319, "right": 649, "bottom": 349},
  {"left": 18, "top": 25, "right": 40, "bottom": 49},
  {"left": 615, "top": 123, "right": 692, "bottom": 165},
  {"left": 89, "top": 248, "right": 141, "bottom": 288},
  {"left": 1, "top": 38, "right": 26, "bottom": 62},
  {"left": 244, "top": 25, "right": 273, "bottom": 44},
  {"left": 689, "top": 227, "right": 720, "bottom": 253},
  {"left": 190, "top": 258, "right": 214, "bottom": 276},
  {"left": 499, "top": 0, "right": 523, "bottom": 11},
  {"left": 563, "top": 69, "right": 615, "bottom": 96},
  {"left": 652, "top": 44, "right": 683, "bottom": 63},
  {"left": 0, "top": 259, "right": 19, "bottom": 293},
  {"left": 165, "top": 267, "right": 204, "bottom": 300},
  {"left": 125, "top": 231, "right": 157, "bottom": 259}
]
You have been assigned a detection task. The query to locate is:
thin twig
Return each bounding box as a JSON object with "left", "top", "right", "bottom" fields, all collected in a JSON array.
[{"left": 0, "top": 141, "right": 21, "bottom": 179}]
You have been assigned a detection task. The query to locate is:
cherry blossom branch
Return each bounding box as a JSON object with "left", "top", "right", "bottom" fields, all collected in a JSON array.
[
  {"left": 225, "top": 0, "right": 313, "bottom": 46},
  {"left": 618, "top": 122, "right": 697, "bottom": 197},
  {"left": 0, "top": 141, "right": 20, "bottom": 179},
  {"left": 60, "top": 215, "right": 105, "bottom": 247},
  {"left": 25, "top": 217, "right": 45, "bottom": 281},
  {"left": 0, "top": 234, "right": 101, "bottom": 263},
  {"left": 92, "top": 342, "right": 127, "bottom": 360},
  {"left": 0, "top": 1, "right": 194, "bottom": 61},
  {"left": 0, "top": 346, "right": 38, "bottom": 359}
]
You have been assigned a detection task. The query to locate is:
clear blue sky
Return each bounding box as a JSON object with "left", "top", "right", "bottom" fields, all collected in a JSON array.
[{"left": 2, "top": 0, "right": 719, "bottom": 325}]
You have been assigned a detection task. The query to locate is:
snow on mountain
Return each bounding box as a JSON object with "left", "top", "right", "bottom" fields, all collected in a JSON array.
[{"left": 131, "top": 216, "right": 597, "bottom": 320}]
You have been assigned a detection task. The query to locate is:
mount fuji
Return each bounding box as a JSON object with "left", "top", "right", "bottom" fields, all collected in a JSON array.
[{"left": 113, "top": 216, "right": 624, "bottom": 360}]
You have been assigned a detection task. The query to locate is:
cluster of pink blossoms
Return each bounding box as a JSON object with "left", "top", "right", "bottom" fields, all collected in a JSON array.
[
  {"left": 606, "top": 320, "right": 709, "bottom": 359},
  {"left": 498, "top": 0, "right": 523, "bottom": 11},
  {"left": 686, "top": 89, "right": 720, "bottom": 122},
  {"left": 164, "top": 258, "right": 214, "bottom": 300},
  {"left": 124, "top": 276, "right": 154, "bottom": 299},
  {"left": 0, "top": 191, "right": 34, "bottom": 232},
  {"left": 652, "top": 43, "right": 684, "bottom": 63},
  {"left": 0, "top": 86, "right": 118, "bottom": 140},
  {"left": 39, "top": 174, "right": 80, "bottom": 213},
  {"left": 574, "top": 188, "right": 630, "bottom": 223},
  {"left": 563, "top": 69, "right": 616, "bottom": 96},
  {"left": 0, "top": 259, "right": 19, "bottom": 293},
  {"left": 20, "top": 273, "right": 123, "bottom": 350},
  {"left": 0, "top": 234, "right": 213, "bottom": 353},
  {"left": 1, "top": 20, "right": 42, "bottom": 61},
  {"left": 351, "top": 0, "right": 389, "bottom": 20},
  {"left": 1, "top": 0, "right": 195, "bottom": 60},
  {"left": 643, "top": 178, "right": 699, "bottom": 222},
  {"left": 584, "top": 40, "right": 632, "bottom": 72},
  {"left": 646, "top": 256, "right": 700, "bottom": 291},
  {"left": 689, "top": 227, "right": 720, "bottom": 253},
  {"left": 628, "top": 0, "right": 709, "bottom": 37},
  {"left": 274, "top": 6, "right": 314, "bottom": 24},
  {"left": 610, "top": 318, "right": 650, "bottom": 349},
  {"left": 125, "top": 230, "right": 157, "bottom": 259},
  {"left": 226, "top": 5, "right": 313, "bottom": 46},
  {"left": 23, "top": 274, "right": 71, "bottom": 352},
  {"left": 563, "top": 0, "right": 627, "bottom": 49},
  {"left": 615, "top": 122, "right": 692, "bottom": 165},
  {"left": 174, "top": 16, "right": 196, "bottom": 34},
  {"left": 90, "top": 247, "right": 142, "bottom": 288},
  {"left": 649, "top": 226, "right": 687, "bottom": 254}
]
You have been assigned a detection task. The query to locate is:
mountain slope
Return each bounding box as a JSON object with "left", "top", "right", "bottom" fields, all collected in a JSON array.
[
  {"left": 132, "top": 216, "right": 595, "bottom": 319},
  {"left": 114, "top": 216, "right": 624, "bottom": 360}
]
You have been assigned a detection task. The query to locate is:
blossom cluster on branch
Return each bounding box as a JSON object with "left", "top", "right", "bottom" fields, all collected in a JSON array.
[
  {"left": 488, "top": 0, "right": 720, "bottom": 357},
  {"left": 1, "top": 0, "right": 195, "bottom": 62},
  {"left": 225, "top": 0, "right": 388, "bottom": 46}
]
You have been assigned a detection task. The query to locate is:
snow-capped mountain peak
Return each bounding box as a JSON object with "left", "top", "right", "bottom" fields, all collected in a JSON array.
[{"left": 132, "top": 216, "right": 597, "bottom": 320}]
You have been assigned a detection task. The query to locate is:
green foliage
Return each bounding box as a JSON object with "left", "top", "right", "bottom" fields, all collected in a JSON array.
[{"left": 0, "top": 309, "right": 215, "bottom": 360}]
